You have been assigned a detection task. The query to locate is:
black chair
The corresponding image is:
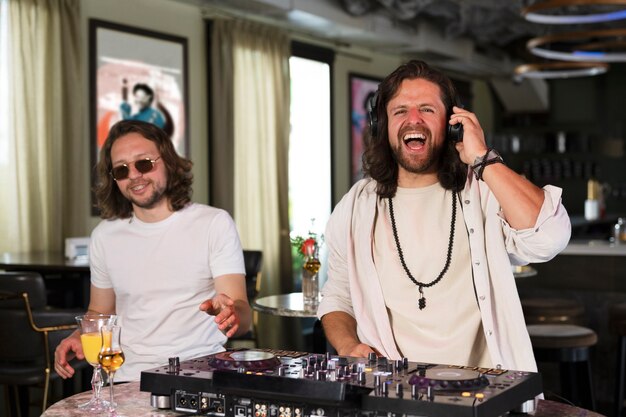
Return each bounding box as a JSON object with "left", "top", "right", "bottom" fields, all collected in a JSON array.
[
  {"left": 0, "top": 271, "right": 85, "bottom": 417},
  {"left": 243, "top": 250, "right": 263, "bottom": 303},
  {"left": 227, "top": 250, "right": 262, "bottom": 348}
]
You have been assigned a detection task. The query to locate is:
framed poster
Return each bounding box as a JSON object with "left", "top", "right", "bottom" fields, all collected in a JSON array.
[
  {"left": 349, "top": 73, "right": 380, "bottom": 184},
  {"left": 89, "top": 19, "right": 188, "bottom": 212}
]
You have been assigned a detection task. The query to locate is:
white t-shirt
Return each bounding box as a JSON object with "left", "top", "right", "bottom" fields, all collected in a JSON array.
[
  {"left": 89, "top": 203, "right": 245, "bottom": 381},
  {"left": 374, "top": 183, "right": 491, "bottom": 367}
]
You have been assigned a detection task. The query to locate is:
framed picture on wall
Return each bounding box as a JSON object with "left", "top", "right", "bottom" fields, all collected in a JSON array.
[
  {"left": 89, "top": 19, "right": 189, "bottom": 214},
  {"left": 349, "top": 73, "right": 380, "bottom": 184}
]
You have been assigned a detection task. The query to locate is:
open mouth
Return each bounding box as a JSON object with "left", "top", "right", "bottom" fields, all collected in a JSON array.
[{"left": 403, "top": 132, "right": 426, "bottom": 150}]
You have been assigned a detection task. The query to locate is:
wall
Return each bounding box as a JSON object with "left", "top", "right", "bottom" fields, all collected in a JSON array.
[
  {"left": 73, "top": 0, "right": 626, "bottom": 242},
  {"left": 330, "top": 47, "right": 401, "bottom": 203},
  {"left": 75, "top": 1, "right": 502, "bottom": 232},
  {"left": 79, "top": 0, "right": 208, "bottom": 233}
]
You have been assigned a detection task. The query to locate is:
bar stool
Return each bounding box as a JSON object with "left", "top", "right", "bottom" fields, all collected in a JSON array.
[
  {"left": 521, "top": 297, "right": 585, "bottom": 325},
  {"left": 527, "top": 323, "right": 597, "bottom": 411},
  {"left": 610, "top": 302, "right": 626, "bottom": 417}
]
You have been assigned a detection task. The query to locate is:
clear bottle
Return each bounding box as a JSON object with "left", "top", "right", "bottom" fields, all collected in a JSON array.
[
  {"left": 614, "top": 218, "right": 626, "bottom": 244},
  {"left": 302, "top": 243, "right": 321, "bottom": 309}
]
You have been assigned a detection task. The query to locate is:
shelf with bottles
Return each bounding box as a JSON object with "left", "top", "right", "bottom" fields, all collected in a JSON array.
[
  {"left": 499, "top": 153, "right": 597, "bottom": 184},
  {"left": 485, "top": 130, "right": 617, "bottom": 157}
]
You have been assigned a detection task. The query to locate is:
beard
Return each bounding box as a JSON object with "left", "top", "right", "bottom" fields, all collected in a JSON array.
[
  {"left": 391, "top": 128, "right": 443, "bottom": 174},
  {"left": 128, "top": 182, "right": 167, "bottom": 209}
]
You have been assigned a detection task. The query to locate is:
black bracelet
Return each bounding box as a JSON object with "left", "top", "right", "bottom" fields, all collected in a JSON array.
[
  {"left": 471, "top": 148, "right": 504, "bottom": 181},
  {"left": 471, "top": 148, "right": 492, "bottom": 171}
]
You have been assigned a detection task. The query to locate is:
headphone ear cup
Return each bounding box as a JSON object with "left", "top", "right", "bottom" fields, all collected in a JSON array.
[
  {"left": 367, "top": 92, "right": 378, "bottom": 137},
  {"left": 446, "top": 100, "right": 464, "bottom": 142},
  {"left": 447, "top": 123, "right": 463, "bottom": 142}
]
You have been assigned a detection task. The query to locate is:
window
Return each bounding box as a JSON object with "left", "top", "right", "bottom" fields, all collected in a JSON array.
[
  {"left": 289, "top": 43, "right": 333, "bottom": 288},
  {"left": 0, "top": 0, "right": 9, "bottom": 166}
]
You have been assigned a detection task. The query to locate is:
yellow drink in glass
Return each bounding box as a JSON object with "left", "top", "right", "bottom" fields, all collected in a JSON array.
[{"left": 81, "top": 332, "right": 103, "bottom": 366}]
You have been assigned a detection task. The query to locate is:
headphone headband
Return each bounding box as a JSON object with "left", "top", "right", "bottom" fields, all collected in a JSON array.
[{"left": 366, "top": 91, "right": 379, "bottom": 137}]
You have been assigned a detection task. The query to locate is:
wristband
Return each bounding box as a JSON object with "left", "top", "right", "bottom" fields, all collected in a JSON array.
[{"left": 471, "top": 148, "right": 504, "bottom": 181}]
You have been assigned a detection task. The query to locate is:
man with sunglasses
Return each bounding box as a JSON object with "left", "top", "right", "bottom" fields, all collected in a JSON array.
[{"left": 54, "top": 120, "right": 251, "bottom": 382}]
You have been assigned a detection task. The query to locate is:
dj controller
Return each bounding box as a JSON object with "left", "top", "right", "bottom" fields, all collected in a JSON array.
[{"left": 140, "top": 348, "right": 542, "bottom": 417}]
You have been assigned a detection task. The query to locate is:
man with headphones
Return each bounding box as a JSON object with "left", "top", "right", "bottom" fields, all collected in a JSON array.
[{"left": 317, "top": 60, "right": 570, "bottom": 373}]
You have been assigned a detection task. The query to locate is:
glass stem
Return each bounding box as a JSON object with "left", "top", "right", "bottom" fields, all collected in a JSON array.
[
  {"left": 109, "top": 371, "right": 116, "bottom": 411},
  {"left": 92, "top": 365, "right": 103, "bottom": 401}
]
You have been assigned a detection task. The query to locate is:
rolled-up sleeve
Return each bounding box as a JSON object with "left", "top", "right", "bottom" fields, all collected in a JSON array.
[{"left": 502, "top": 185, "right": 571, "bottom": 264}]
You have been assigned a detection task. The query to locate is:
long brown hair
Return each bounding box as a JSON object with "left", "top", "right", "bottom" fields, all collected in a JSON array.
[
  {"left": 93, "top": 120, "right": 193, "bottom": 219},
  {"left": 362, "top": 60, "right": 467, "bottom": 198}
]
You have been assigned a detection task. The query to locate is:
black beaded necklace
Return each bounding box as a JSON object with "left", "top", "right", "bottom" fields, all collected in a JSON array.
[{"left": 388, "top": 190, "right": 456, "bottom": 310}]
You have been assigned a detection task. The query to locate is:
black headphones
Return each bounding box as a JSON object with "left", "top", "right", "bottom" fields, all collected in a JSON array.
[{"left": 367, "top": 91, "right": 463, "bottom": 142}]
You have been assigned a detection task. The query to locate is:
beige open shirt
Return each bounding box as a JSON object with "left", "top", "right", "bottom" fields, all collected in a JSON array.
[{"left": 318, "top": 174, "right": 571, "bottom": 372}]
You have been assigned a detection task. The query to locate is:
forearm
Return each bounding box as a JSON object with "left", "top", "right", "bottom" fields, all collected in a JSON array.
[
  {"left": 321, "top": 311, "right": 361, "bottom": 355},
  {"left": 86, "top": 285, "right": 116, "bottom": 315},
  {"left": 481, "top": 163, "right": 545, "bottom": 230},
  {"left": 233, "top": 299, "right": 252, "bottom": 337}
]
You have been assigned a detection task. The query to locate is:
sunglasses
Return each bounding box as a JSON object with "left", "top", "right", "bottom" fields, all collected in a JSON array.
[{"left": 110, "top": 157, "right": 161, "bottom": 181}]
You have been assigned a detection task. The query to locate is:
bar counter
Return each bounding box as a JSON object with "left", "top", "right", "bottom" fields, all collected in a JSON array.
[{"left": 562, "top": 239, "right": 626, "bottom": 256}]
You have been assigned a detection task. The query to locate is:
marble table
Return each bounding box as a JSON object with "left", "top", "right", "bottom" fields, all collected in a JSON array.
[
  {"left": 43, "top": 380, "right": 604, "bottom": 417},
  {"left": 252, "top": 292, "right": 326, "bottom": 352},
  {"left": 252, "top": 292, "right": 318, "bottom": 318},
  {"left": 512, "top": 265, "right": 538, "bottom": 278},
  {"left": 42, "top": 381, "right": 178, "bottom": 417}
]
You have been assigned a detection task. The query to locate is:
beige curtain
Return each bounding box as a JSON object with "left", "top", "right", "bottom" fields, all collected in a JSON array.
[
  {"left": 211, "top": 19, "right": 297, "bottom": 349},
  {"left": 209, "top": 21, "right": 235, "bottom": 216},
  {"left": 211, "top": 19, "right": 292, "bottom": 296},
  {"left": 232, "top": 20, "right": 291, "bottom": 297},
  {"left": 0, "top": 0, "right": 82, "bottom": 253}
]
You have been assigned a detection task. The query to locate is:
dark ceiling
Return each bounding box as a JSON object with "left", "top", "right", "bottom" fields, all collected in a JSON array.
[{"left": 337, "top": 0, "right": 626, "bottom": 62}]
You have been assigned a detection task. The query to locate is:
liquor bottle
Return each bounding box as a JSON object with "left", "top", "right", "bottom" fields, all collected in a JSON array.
[{"left": 584, "top": 178, "right": 600, "bottom": 221}]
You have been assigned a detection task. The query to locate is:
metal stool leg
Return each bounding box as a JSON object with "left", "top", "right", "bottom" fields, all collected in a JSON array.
[
  {"left": 616, "top": 335, "right": 626, "bottom": 417},
  {"left": 560, "top": 355, "right": 595, "bottom": 411},
  {"left": 583, "top": 357, "right": 596, "bottom": 411}
]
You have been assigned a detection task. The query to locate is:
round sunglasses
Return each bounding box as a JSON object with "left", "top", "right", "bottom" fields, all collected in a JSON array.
[{"left": 110, "top": 157, "right": 161, "bottom": 181}]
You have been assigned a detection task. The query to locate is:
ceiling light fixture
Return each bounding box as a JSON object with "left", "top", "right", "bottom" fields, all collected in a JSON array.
[
  {"left": 521, "top": 0, "right": 626, "bottom": 24},
  {"left": 513, "top": 61, "right": 609, "bottom": 81},
  {"left": 527, "top": 28, "right": 626, "bottom": 62}
]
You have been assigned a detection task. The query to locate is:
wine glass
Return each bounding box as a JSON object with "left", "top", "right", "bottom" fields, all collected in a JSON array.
[
  {"left": 75, "top": 314, "right": 117, "bottom": 412},
  {"left": 99, "top": 324, "right": 125, "bottom": 414}
]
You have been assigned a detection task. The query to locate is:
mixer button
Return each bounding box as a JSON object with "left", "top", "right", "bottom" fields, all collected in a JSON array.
[{"left": 396, "top": 383, "right": 404, "bottom": 398}]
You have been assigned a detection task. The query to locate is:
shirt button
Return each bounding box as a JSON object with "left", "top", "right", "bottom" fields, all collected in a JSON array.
[
  {"left": 479, "top": 295, "right": 485, "bottom": 301},
  {"left": 474, "top": 261, "right": 480, "bottom": 266},
  {"left": 464, "top": 200, "right": 470, "bottom": 204},
  {"left": 487, "top": 330, "right": 493, "bottom": 336},
  {"left": 470, "top": 228, "right": 474, "bottom": 234}
]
